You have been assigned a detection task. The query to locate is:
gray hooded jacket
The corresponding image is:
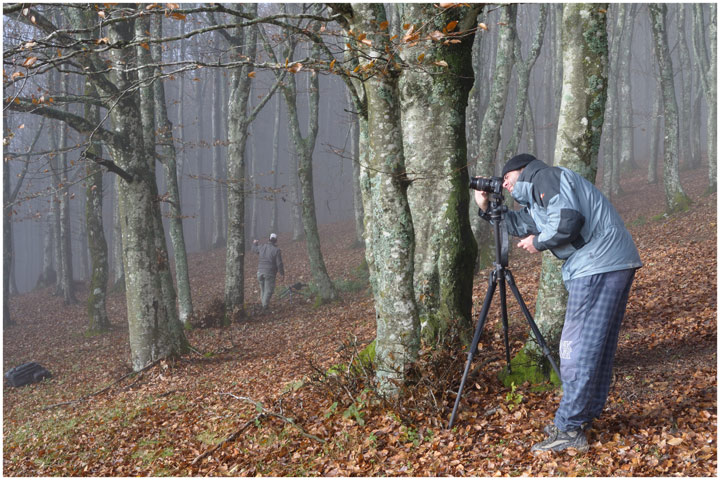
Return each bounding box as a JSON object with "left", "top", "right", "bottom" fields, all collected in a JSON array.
[{"left": 499, "top": 159, "right": 642, "bottom": 282}]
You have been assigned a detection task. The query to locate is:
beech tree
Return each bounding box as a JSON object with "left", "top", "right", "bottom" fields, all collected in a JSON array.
[
  {"left": 692, "top": 4, "right": 717, "bottom": 192},
  {"left": 147, "top": 14, "right": 194, "bottom": 325},
  {"left": 504, "top": 4, "right": 547, "bottom": 161},
  {"left": 260, "top": 5, "right": 338, "bottom": 304},
  {"left": 602, "top": 4, "right": 626, "bottom": 198},
  {"left": 83, "top": 81, "right": 109, "bottom": 333},
  {"left": 331, "top": 3, "right": 481, "bottom": 394},
  {"left": 210, "top": 63, "right": 226, "bottom": 249},
  {"left": 3, "top": 115, "right": 42, "bottom": 326},
  {"left": 470, "top": 5, "right": 516, "bottom": 269},
  {"left": 5, "top": 4, "right": 189, "bottom": 369},
  {"left": 502, "top": 3, "right": 609, "bottom": 385},
  {"left": 395, "top": 3, "right": 480, "bottom": 343},
  {"left": 332, "top": 3, "right": 418, "bottom": 394},
  {"left": 221, "top": 4, "right": 283, "bottom": 320},
  {"left": 649, "top": 3, "right": 692, "bottom": 213}
]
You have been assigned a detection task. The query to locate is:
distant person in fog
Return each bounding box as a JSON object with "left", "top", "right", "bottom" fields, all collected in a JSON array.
[{"left": 252, "top": 233, "right": 284, "bottom": 311}]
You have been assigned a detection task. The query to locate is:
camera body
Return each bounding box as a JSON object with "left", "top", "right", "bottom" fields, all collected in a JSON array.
[{"left": 469, "top": 176, "right": 503, "bottom": 194}]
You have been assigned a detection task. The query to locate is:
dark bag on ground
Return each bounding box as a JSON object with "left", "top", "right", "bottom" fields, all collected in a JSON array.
[{"left": 4, "top": 362, "right": 52, "bottom": 387}]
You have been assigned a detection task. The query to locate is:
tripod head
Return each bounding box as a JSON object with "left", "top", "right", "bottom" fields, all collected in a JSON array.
[
  {"left": 486, "top": 192, "right": 509, "bottom": 268},
  {"left": 470, "top": 176, "right": 509, "bottom": 267}
]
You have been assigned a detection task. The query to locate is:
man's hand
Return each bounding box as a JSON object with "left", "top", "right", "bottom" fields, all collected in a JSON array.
[
  {"left": 517, "top": 235, "right": 539, "bottom": 254},
  {"left": 253, "top": 239, "right": 259, "bottom": 245},
  {"left": 474, "top": 189, "right": 489, "bottom": 211}
]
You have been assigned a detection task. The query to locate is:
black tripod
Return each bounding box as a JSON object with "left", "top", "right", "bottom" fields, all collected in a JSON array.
[{"left": 448, "top": 192, "right": 562, "bottom": 429}]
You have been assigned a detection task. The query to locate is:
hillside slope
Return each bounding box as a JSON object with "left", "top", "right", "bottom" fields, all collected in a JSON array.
[{"left": 3, "top": 166, "right": 716, "bottom": 476}]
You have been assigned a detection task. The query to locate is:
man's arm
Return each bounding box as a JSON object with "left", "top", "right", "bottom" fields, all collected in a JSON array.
[
  {"left": 504, "top": 208, "right": 540, "bottom": 238},
  {"left": 276, "top": 250, "right": 284, "bottom": 276},
  {"left": 532, "top": 170, "right": 585, "bottom": 252}
]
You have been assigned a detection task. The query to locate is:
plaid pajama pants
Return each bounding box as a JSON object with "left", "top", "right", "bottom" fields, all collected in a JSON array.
[{"left": 554, "top": 268, "right": 637, "bottom": 432}]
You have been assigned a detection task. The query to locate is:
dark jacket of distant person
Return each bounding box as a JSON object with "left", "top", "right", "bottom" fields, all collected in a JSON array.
[{"left": 252, "top": 237, "right": 284, "bottom": 277}]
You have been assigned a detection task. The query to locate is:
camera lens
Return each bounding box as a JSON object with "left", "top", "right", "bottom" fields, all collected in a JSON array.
[{"left": 469, "top": 176, "right": 503, "bottom": 193}]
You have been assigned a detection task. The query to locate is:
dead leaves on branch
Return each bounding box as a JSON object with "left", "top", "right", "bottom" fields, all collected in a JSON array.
[{"left": 343, "top": 15, "right": 482, "bottom": 78}]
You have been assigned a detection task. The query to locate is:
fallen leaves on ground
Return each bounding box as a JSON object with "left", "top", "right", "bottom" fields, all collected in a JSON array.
[{"left": 3, "top": 167, "right": 716, "bottom": 476}]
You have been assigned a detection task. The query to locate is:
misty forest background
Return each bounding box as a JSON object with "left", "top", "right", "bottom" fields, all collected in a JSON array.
[
  {"left": 3, "top": 2, "right": 717, "bottom": 412},
  {"left": 2, "top": 3, "right": 717, "bottom": 476}
]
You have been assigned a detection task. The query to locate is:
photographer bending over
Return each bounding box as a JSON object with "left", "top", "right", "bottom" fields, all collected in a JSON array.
[{"left": 474, "top": 154, "right": 642, "bottom": 453}]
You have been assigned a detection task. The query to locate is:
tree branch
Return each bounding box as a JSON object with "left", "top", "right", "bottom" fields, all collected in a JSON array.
[
  {"left": 82, "top": 150, "right": 134, "bottom": 183},
  {"left": 4, "top": 98, "right": 118, "bottom": 147}
]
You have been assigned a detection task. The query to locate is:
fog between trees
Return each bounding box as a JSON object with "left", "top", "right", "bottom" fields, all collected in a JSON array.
[{"left": 3, "top": 4, "right": 715, "bottom": 381}]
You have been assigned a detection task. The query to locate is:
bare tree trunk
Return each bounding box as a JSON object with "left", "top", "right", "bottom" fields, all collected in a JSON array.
[
  {"left": 36, "top": 218, "right": 56, "bottom": 289},
  {"left": 466, "top": 16, "right": 484, "bottom": 169},
  {"left": 112, "top": 177, "right": 125, "bottom": 291},
  {"left": 83, "top": 81, "right": 109, "bottom": 333},
  {"left": 8, "top": 5, "right": 189, "bottom": 367},
  {"left": 602, "top": 4, "right": 625, "bottom": 197},
  {"left": 504, "top": 4, "right": 547, "bottom": 161},
  {"left": 274, "top": 12, "right": 336, "bottom": 303},
  {"left": 223, "top": 11, "right": 286, "bottom": 321},
  {"left": 58, "top": 72, "right": 76, "bottom": 305},
  {"left": 270, "top": 92, "right": 281, "bottom": 235},
  {"left": 148, "top": 15, "right": 194, "bottom": 325},
  {"left": 338, "top": 3, "right": 419, "bottom": 396},
  {"left": 508, "top": 3, "right": 609, "bottom": 385},
  {"left": 211, "top": 65, "right": 226, "bottom": 248},
  {"left": 289, "top": 148, "right": 303, "bottom": 241},
  {"left": 177, "top": 18, "right": 186, "bottom": 200},
  {"left": 549, "top": 4, "right": 564, "bottom": 162},
  {"left": 67, "top": 9, "right": 192, "bottom": 369},
  {"left": 285, "top": 67, "right": 337, "bottom": 303},
  {"left": 525, "top": 102, "right": 537, "bottom": 153},
  {"left": 618, "top": 5, "right": 638, "bottom": 173},
  {"left": 224, "top": 24, "right": 255, "bottom": 321},
  {"left": 650, "top": 3, "right": 691, "bottom": 212},
  {"left": 677, "top": 5, "right": 694, "bottom": 169},
  {"left": 194, "top": 67, "right": 207, "bottom": 251},
  {"left": 648, "top": 74, "right": 662, "bottom": 184},
  {"left": 692, "top": 4, "right": 717, "bottom": 192},
  {"left": 474, "top": 4, "right": 515, "bottom": 173},
  {"left": 397, "top": 3, "right": 480, "bottom": 344},
  {"left": 248, "top": 100, "right": 257, "bottom": 241},
  {"left": 471, "top": 5, "right": 516, "bottom": 269},
  {"left": 346, "top": 89, "right": 364, "bottom": 247},
  {"left": 690, "top": 75, "right": 704, "bottom": 171},
  {"left": 50, "top": 127, "right": 63, "bottom": 296},
  {"left": 3, "top": 120, "right": 15, "bottom": 327}
]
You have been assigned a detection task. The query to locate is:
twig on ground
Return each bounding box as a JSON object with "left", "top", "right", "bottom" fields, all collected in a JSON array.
[
  {"left": 190, "top": 414, "right": 262, "bottom": 466},
  {"left": 220, "top": 392, "right": 326, "bottom": 441},
  {"left": 41, "top": 359, "right": 161, "bottom": 411},
  {"left": 188, "top": 345, "right": 205, "bottom": 357}
]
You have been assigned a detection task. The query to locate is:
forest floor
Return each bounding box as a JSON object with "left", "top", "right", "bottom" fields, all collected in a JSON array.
[{"left": 3, "top": 166, "right": 717, "bottom": 477}]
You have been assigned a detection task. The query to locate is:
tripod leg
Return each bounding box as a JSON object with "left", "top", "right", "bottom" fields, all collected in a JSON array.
[
  {"left": 504, "top": 269, "right": 562, "bottom": 381},
  {"left": 448, "top": 271, "right": 497, "bottom": 429},
  {"left": 498, "top": 270, "right": 512, "bottom": 370}
]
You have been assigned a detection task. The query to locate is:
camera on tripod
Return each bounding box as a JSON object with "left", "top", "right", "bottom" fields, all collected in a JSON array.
[
  {"left": 469, "top": 176, "right": 503, "bottom": 194},
  {"left": 448, "top": 173, "right": 561, "bottom": 429}
]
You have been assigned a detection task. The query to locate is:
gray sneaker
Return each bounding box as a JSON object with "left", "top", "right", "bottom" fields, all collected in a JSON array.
[
  {"left": 543, "top": 422, "right": 591, "bottom": 436},
  {"left": 532, "top": 426, "right": 588, "bottom": 452}
]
